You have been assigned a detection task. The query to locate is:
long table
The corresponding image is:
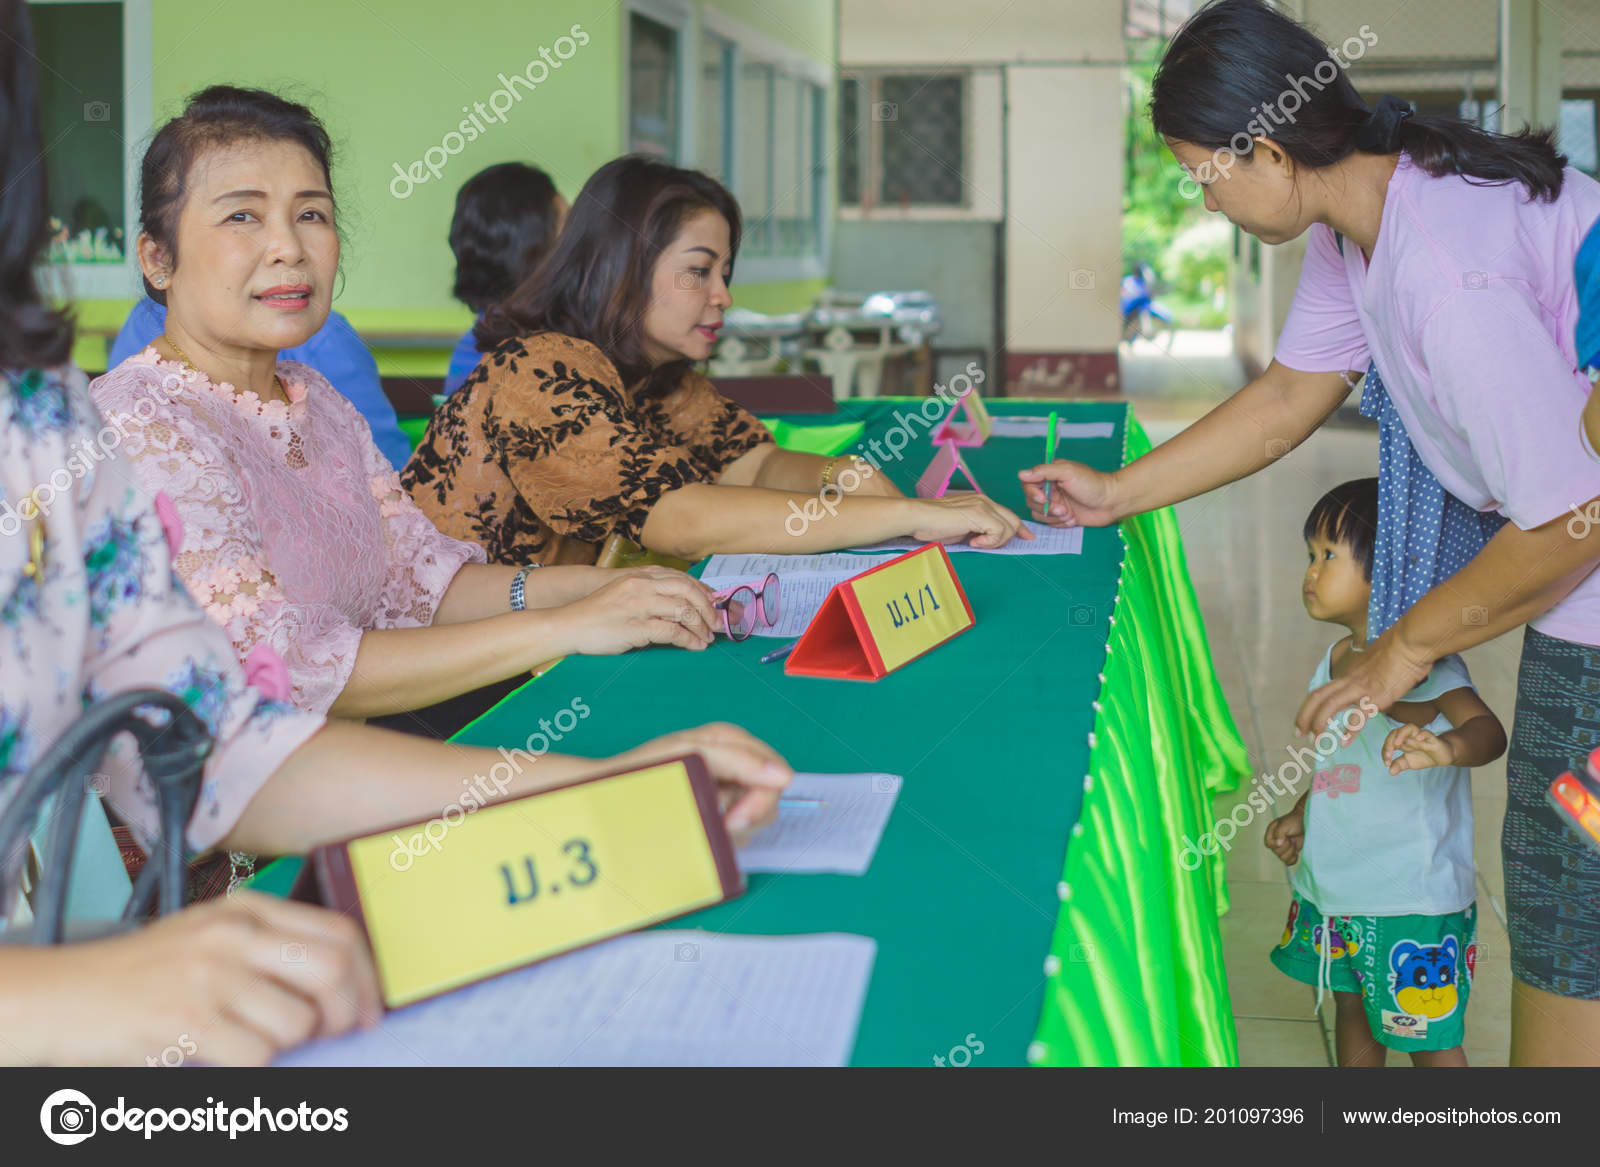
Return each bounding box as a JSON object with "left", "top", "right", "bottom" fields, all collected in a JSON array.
[{"left": 255, "top": 398, "right": 1249, "bottom": 1065}]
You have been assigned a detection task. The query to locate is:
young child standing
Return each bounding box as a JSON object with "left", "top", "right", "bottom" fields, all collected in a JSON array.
[{"left": 1265, "top": 478, "right": 1507, "bottom": 1066}]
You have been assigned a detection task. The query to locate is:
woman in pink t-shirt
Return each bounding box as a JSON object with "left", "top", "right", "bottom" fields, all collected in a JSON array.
[{"left": 1021, "top": 0, "right": 1600, "bottom": 1065}]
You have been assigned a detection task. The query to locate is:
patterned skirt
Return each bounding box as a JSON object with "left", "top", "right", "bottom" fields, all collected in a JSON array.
[{"left": 1505, "top": 628, "right": 1600, "bottom": 998}]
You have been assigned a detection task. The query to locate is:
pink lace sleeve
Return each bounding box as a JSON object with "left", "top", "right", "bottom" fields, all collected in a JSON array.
[
  {"left": 365, "top": 469, "right": 486, "bottom": 626},
  {"left": 337, "top": 386, "right": 485, "bottom": 628},
  {"left": 89, "top": 362, "right": 367, "bottom": 716},
  {"left": 40, "top": 371, "right": 326, "bottom": 855}
]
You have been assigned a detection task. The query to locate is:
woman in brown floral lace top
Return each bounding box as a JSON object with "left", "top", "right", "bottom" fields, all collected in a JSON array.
[{"left": 403, "top": 157, "right": 1029, "bottom": 565}]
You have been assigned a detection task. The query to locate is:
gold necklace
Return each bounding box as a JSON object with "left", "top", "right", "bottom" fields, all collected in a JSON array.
[{"left": 160, "top": 333, "right": 285, "bottom": 399}]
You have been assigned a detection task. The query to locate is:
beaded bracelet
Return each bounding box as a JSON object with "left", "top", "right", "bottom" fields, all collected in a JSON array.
[{"left": 509, "top": 563, "right": 543, "bottom": 611}]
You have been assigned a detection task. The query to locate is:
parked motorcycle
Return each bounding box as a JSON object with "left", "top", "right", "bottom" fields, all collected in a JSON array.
[{"left": 1120, "top": 262, "right": 1175, "bottom": 349}]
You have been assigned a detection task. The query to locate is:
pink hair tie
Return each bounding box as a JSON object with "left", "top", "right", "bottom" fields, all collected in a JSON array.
[
  {"left": 153, "top": 491, "right": 184, "bottom": 558},
  {"left": 243, "top": 643, "right": 292, "bottom": 702}
]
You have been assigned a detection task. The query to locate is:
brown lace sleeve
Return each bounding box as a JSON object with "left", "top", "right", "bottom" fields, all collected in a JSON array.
[
  {"left": 483, "top": 335, "right": 769, "bottom": 545},
  {"left": 648, "top": 370, "right": 774, "bottom": 482}
]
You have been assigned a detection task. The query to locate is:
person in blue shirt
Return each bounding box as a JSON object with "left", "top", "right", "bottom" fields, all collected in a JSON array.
[
  {"left": 1578, "top": 219, "right": 1600, "bottom": 458},
  {"left": 444, "top": 162, "right": 566, "bottom": 394},
  {"left": 107, "top": 297, "right": 414, "bottom": 470}
]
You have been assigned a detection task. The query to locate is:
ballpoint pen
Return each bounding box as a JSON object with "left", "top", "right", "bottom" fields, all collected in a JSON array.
[
  {"left": 760, "top": 639, "right": 799, "bottom": 664},
  {"left": 1041, "top": 410, "right": 1060, "bottom": 512}
]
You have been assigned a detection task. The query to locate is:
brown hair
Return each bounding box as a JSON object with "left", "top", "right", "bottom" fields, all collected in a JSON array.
[
  {"left": 139, "top": 85, "right": 338, "bottom": 305},
  {"left": 476, "top": 155, "right": 741, "bottom": 394},
  {"left": 1152, "top": 0, "right": 1566, "bottom": 202},
  {"left": 0, "top": 0, "right": 72, "bottom": 369}
]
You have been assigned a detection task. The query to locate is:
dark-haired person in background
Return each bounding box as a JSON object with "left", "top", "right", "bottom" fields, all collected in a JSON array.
[
  {"left": 1580, "top": 218, "right": 1600, "bottom": 453},
  {"left": 443, "top": 162, "right": 567, "bottom": 395},
  {"left": 0, "top": 5, "right": 790, "bottom": 1064},
  {"left": 1021, "top": 0, "right": 1600, "bottom": 1064},
  {"left": 404, "top": 155, "right": 1029, "bottom": 566}
]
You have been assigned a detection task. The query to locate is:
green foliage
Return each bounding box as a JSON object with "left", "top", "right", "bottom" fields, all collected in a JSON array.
[
  {"left": 1163, "top": 217, "right": 1231, "bottom": 301},
  {"left": 1122, "top": 47, "right": 1227, "bottom": 313}
]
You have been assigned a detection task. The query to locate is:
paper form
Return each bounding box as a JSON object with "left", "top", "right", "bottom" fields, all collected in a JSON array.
[
  {"left": 275, "top": 931, "right": 876, "bottom": 1067},
  {"left": 741, "top": 772, "right": 902, "bottom": 876},
  {"left": 986, "top": 418, "right": 1115, "bottom": 440},
  {"left": 702, "top": 552, "right": 890, "bottom": 638},
  {"left": 850, "top": 520, "right": 1083, "bottom": 556}
]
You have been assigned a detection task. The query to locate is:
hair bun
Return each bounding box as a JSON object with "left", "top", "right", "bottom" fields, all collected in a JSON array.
[{"left": 1355, "top": 95, "right": 1413, "bottom": 153}]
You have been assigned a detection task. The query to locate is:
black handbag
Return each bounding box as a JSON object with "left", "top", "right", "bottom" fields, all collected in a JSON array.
[{"left": 0, "top": 690, "right": 212, "bottom": 942}]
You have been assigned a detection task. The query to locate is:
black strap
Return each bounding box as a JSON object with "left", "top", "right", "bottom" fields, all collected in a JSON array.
[{"left": 0, "top": 691, "right": 212, "bottom": 941}]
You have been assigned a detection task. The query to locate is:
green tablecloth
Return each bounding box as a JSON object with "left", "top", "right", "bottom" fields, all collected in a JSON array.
[
  {"left": 253, "top": 398, "right": 1247, "bottom": 1065},
  {"left": 458, "top": 398, "right": 1246, "bottom": 1066}
]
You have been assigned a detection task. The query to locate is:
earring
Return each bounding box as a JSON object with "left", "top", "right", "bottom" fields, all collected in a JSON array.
[{"left": 153, "top": 274, "right": 166, "bottom": 287}]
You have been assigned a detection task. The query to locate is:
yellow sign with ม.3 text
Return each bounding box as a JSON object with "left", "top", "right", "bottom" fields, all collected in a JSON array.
[
  {"left": 335, "top": 759, "right": 735, "bottom": 1009},
  {"left": 848, "top": 544, "right": 975, "bottom": 675}
]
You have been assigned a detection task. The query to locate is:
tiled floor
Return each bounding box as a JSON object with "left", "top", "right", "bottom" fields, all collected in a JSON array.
[{"left": 1123, "top": 333, "right": 1515, "bottom": 1067}]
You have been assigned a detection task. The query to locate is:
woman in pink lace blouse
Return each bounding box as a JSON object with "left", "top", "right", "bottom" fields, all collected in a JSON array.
[
  {"left": 0, "top": 20, "right": 788, "bottom": 1061},
  {"left": 90, "top": 87, "right": 718, "bottom": 728}
]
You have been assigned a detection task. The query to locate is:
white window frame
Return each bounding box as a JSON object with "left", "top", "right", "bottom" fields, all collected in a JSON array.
[
  {"left": 699, "top": 5, "right": 830, "bottom": 283},
  {"left": 694, "top": 27, "right": 736, "bottom": 182},
  {"left": 34, "top": 0, "right": 152, "bottom": 301},
  {"left": 624, "top": 0, "right": 692, "bottom": 166}
]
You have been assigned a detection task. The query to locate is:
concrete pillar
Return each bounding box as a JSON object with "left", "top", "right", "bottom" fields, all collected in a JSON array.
[
  {"left": 1003, "top": 65, "right": 1124, "bottom": 395},
  {"left": 1500, "top": 0, "right": 1563, "bottom": 133}
]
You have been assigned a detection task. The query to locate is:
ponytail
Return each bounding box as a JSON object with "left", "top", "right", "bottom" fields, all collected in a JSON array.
[{"left": 1152, "top": 0, "right": 1568, "bottom": 202}]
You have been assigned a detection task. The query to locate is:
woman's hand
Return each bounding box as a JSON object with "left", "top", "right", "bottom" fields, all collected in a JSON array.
[
  {"left": 1382, "top": 724, "right": 1456, "bottom": 775},
  {"left": 549, "top": 569, "right": 719, "bottom": 654},
  {"left": 1016, "top": 460, "right": 1124, "bottom": 528},
  {"left": 616, "top": 721, "right": 794, "bottom": 840},
  {"left": 5, "top": 892, "right": 380, "bottom": 1066},
  {"left": 907, "top": 495, "right": 1032, "bottom": 549},
  {"left": 1295, "top": 629, "right": 1432, "bottom": 741}
]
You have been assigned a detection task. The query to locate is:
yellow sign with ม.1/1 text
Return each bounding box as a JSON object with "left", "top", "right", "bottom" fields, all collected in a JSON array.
[
  {"left": 785, "top": 543, "right": 975, "bottom": 681},
  {"left": 851, "top": 546, "right": 974, "bottom": 673},
  {"left": 298, "top": 756, "right": 741, "bottom": 1009}
]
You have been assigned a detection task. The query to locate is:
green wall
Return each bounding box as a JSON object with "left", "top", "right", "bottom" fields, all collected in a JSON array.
[
  {"left": 65, "top": 1, "right": 835, "bottom": 372},
  {"left": 140, "top": 0, "right": 834, "bottom": 321},
  {"left": 149, "top": 0, "right": 624, "bottom": 314}
]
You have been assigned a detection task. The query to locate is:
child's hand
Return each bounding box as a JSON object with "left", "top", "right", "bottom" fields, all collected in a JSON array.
[
  {"left": 1264, "top": 803, "right": 1306, "bottom": 866},
  {"left": 1383, "top": 724, "right": 1456, "bottom": 774}
]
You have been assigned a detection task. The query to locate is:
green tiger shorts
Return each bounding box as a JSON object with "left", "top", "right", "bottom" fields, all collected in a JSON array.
[{"left": 1270, "top": 891, "right": 1477, "bottom": 1051}]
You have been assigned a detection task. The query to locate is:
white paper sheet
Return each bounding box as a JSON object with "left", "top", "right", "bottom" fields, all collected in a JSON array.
[
  {"left": 850, "top": 520, "right": 1083, "bottom": 556},
  {"left": 740, "top": 772, "right": 902, "bottom": 876},
  {"left": 986, "top": 418, "right": 1116, "bottom": 440},
  {"left": 702, "top": 552, "right": 888, "bottom": 638},
  {"left": 276, "top": 931, "right": 876, "bottom": 1067}
]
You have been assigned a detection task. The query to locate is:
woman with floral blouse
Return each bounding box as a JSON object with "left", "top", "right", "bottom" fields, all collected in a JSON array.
[{"left": 403, "top": 156, "right": 1031, "bottom": 565}]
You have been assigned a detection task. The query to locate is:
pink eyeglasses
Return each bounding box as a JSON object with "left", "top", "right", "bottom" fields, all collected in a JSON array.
[{"left": 711, "top": 573, "right": 781, "bottom": 641}]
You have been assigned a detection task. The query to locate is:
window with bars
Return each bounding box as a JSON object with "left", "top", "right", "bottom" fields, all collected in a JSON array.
[
  {"left": 1560, "top": 96, "right": 1599, "bottom": 175},
  {"left": 838, "top": 72, "right": 967, "bottom": 209}
]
